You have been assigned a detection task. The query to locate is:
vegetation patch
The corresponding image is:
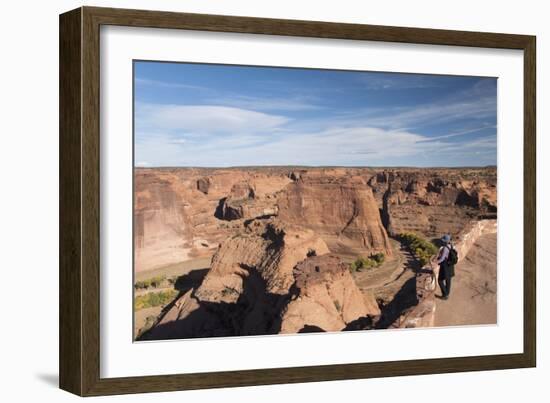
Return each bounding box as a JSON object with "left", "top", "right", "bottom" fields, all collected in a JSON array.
[
  {"left": 350, "top": 253, "right": 385, "bottom": 272},
  {"left": 134, "top": 289, "right": 178, "bottom": 311},
  {"left": 134, "top": 275, "right": 167, "bottom": 290},
  {"left": 399, "top": 232, "right": 438, "bottom": 266}
]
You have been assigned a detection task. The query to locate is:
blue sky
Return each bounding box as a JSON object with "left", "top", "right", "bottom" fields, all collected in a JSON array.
[{"left": 134, "top": 61, "right": 497, "bottom": 167}]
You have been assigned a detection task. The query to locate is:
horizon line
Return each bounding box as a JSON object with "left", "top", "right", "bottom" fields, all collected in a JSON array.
[{"left": 134, "top": 164, "right": 497, "bottom": 169}]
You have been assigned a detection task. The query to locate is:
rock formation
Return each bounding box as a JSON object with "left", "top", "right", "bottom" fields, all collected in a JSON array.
[
  {"left": 141, "top": 218, "right": 379, "bottom": 340},
  {"left": 195, "top": 218, "right": 330, "bottom": 303},
  {"left": 277, "top": 173, "right": 393, "bottom": 258},
  {"left": 216, "top": 181, "right": 279, "bottom": 221},
  {"left": 134, "top": 170, "right": 194, "bottom": 272},
  {"left": 134, "top": 166, "right": 498, "bottom": 338},
  {"left": 367, "top": 168, "right": 497, "bottom": 238},
  {"left": 134, "top": 168, "right": 291, "bottom": 272},
  {"left": 280, "top": 255, "right": 380, "bottom": 333}
]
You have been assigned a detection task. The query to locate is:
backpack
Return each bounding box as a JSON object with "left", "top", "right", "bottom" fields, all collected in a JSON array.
[{"left": 447, "top": 244, "right": 458, "bottom": 266}]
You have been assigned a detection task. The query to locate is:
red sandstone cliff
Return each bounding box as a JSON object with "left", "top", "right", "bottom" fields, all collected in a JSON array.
[{"left": 277, "top": 174, "right": 393, "bottom": 258}]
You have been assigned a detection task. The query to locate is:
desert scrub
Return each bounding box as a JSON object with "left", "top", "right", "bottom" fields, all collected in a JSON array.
[
  {"left": 371, "top": 252, "right": 385, "bottom": 265},
  {"left": 134, "top": 289, "right": 178, "bottom": 311},
  {"left": 350, "top": 253, "right": 384, "bottom": 272},
  {"left": 134, "top": 275, "right": 167, "bottom": 290},
  {"left": 399, "top": 232, "right": 438, "bottom": 266}
]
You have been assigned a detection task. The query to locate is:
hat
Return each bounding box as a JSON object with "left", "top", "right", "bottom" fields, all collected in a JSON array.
[{"left": 441, "top": 234, "right": 451, "bottom": 243}]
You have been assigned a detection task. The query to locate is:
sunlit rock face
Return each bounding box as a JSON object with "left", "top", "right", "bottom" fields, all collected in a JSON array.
[
  {"left": 277, "top": 173, "right": 393, "bottom": 258},
  {"left": 141, "top": 219, "right": 378, "bottom": 340},
  {"left": 367, "top": 167, "right": 497, "bottom": 239}
]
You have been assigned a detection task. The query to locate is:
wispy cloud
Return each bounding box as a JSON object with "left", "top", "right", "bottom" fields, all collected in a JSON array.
[
  {"left": 134, "top": 62, "right": 497, "bottom": 167},
  {"left": 135, "top": 77, "right": 208, "bottom": 92},
  {"left": 417, "top": 125, "right": 497, "bottom": 142},
  {"left": 135, "top": 111, "right": 495, "bottom": 167},
  {"left": 215, "top": 95, "right": 323, "bottom": 112},
  {"left": 352, "top": 97, "right": 496, "bottom": 131},
  {"left": 358, "top": 74, "right": 443, "bottom": 90},
  {"left": 135, "top": 103, "right": 290, "bottom": 136}
]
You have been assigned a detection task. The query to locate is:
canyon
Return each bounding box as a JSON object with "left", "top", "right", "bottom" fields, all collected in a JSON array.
[{"left": 134, "top": 166, "right": 497, "bottom": 340}]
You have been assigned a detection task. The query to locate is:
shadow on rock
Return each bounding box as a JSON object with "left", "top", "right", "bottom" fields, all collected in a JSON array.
[
  {"left": 174, "top": 268, "right": 209, "bottom": 294},
  {"left": 138, "top": 265, "right": 293, "bottom": 341},
  {"left": 298, "top": 325, "right": 326, "bottom": 333},
  {"left": 375, "top": 276, "right": 418, "bottom": 329}
]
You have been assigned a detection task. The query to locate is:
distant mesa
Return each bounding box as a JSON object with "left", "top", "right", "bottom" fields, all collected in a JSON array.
[{"left": 135, "top": 166, "right": 496, "bottom": 273}]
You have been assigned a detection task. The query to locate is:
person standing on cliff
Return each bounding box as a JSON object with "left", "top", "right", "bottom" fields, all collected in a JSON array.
[{"left": 435, "top": 234, "right": 454, "bottom": 300}]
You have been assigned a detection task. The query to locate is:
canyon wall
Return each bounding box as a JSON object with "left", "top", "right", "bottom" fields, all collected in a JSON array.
[
  {"left": 367, "top": 168, "right": 497, "bottom": 239},
  {"left": 141, "top": 218, "right": 379, "bottom": 340},
  {"left": 136, "top": 167, "right": 422, "bottom": 272},
  {"left": 134, "top": 168, "right": 291, "bottom": 272},
  {"left": 277, "top": 174, "right": 392, "bottom": 257},
  {"left": 135, "top": 167, "right": 497, "bottom": 338}
]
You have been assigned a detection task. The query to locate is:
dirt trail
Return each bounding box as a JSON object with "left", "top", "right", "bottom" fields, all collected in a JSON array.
[
  {"left": 353, "top": 238, "right": 418, "bottom": 305},
  {"left": 434, "top": 232, "right": 497, "bottom": 326}
]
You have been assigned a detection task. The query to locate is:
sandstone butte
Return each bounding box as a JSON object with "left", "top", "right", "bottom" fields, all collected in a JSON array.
[
  {"left": 135, "top": 166, "right": 497, "bottom": 339},
  {"left": 141, "top": 218, "right": 380, "bottom": 339}
]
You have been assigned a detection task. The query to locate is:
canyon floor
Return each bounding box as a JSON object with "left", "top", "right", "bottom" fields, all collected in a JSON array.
[{"left": 133, "top": 166, "right": 497, "bottom": 339}]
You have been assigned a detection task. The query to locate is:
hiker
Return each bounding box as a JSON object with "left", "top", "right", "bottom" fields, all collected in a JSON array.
[{"left": 434, "top": 234, "right": 457, "bottom": 300}]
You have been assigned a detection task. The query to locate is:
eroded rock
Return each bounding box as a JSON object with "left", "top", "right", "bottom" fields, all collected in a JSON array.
[
  {"left": 141, "top": 219, "right": 379, "bottom": 339},
  {"left": 277, "top": 174, "right": 393, "bottom": 257},
  {"left": 280, "top": 255, "right": 380, "bottom": 333}
]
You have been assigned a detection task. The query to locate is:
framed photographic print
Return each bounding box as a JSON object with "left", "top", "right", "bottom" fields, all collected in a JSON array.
[{"left": 59, "top": 6, "right": 536, "bottom": 396}]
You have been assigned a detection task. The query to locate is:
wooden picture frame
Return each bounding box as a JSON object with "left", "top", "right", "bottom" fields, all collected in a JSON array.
[{"left": 59, "top": 6, "right": 536, "bottom": 396}]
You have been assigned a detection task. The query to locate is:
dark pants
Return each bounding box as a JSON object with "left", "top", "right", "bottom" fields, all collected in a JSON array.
[{"left": 438, "top": 264, "right": 452, "bottom": 297}]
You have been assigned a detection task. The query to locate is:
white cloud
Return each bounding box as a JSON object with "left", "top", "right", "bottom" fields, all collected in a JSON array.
[
  {"left": 417, "top": 125, "right": 497, "bottom": 142},
  {"left": 135, "top": 78, "right": 207, "bottom": 91},
  {"left": 215, "top": 95, "right": 323, "bottom": 112},
  {"left": 359, "top": 97, "right": 496, "bottom": 130},
  {"left": 136, "top": 104, "right": 289, "bottom": 135},
  {"left": 133, "top": 83, "right": 497, "bottom": 167},
  {"left": 134, "top": 124, "right": 479, "bottom": 167},
  {"left": 359, "top": 75, "right": 440, "bottom": 90}
]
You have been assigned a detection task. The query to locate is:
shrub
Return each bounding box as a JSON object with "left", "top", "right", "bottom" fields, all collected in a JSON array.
[
  {"left": 399, "top": 232, "right": 438, "bottom": 266},
  {"left": 134, "top": 280, "right": 148, "bottom": 290},
  {"left": 371, "top": 252, "right": 385, "bottom": 265},
  {"left": 350, "top": 255, "right": 382, "bottom": 272},
  {"left": 134, "top": 289, "right": 178, "bottom": 311},
  {"left": 134, "top": 275, "right": 167, "bottom": 290}
]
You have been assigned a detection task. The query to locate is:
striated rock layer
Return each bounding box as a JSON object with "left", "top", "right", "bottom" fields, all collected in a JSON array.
[
  {"left": 134, "top": 166, "right": 495, "bottom": 268},
  {"left": 195, "top": 218, "right": 330, "bottom": 303},
  {"left": 367, "top": 167, "right": 497, "bottom": 239},
  {"left": 134, "top": 166, "right": 497, "bottom": 338},
  {"left": 141, "top": 219, "right": 379, "bottom": 340},
  {"left": 134, "top": 168, "right": 291, "bottom": 272},
  {"left": 277, "top": 174, "right": 393, "bottom": 258}
]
